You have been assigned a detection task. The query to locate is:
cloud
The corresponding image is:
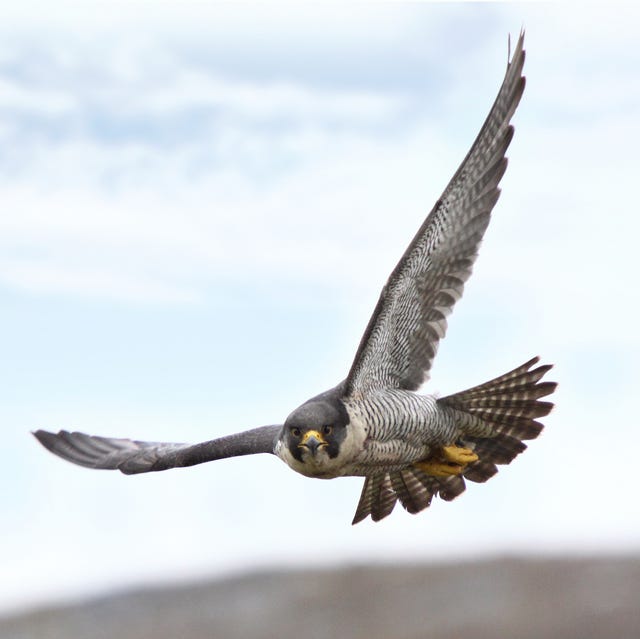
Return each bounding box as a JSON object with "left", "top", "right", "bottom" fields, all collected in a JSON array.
[
  {"left": 3, "top": 1, "right": 640, "bottom": 616},
  {"left": 2, "top": 4, "right": 638, "bottom": 328},
  {"left": 0, "top": 32, "right": 417, "bottom": 304}
]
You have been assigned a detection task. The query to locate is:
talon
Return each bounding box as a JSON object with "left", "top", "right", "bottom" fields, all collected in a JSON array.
[
  {"left": 414, "top": 444, "right": 479, "bottom": 477},
  {"left": 414, "top": 460, "right": 464, "bottom": 477},
  {"left": 442, "top": 445, "right": 478, "bottom": 465}
]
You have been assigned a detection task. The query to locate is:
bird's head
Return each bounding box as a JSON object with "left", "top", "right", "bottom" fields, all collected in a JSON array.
[{"left": 281, "top": 398, "right": 349, "bottom": 470}]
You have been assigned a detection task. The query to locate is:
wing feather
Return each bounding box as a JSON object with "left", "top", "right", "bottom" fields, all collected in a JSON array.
[
  {"left": 33, "top": 425, "right": 281, "bottom": 475},
  {"left": 344, "top": 33, "right": 526, "bottom": 395}
]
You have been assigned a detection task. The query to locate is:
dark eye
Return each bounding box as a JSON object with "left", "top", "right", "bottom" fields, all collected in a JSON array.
[
  {"left": 291, "top": 427, "right": 301, "bottom": 438},
  {"left": 322, "top": 425, "right": 333, "bottom": 436}
]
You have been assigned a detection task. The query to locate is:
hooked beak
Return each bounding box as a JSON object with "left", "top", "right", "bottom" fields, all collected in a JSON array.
[{"left": 298, "top": 430, "right": 327, "bottom": 457}]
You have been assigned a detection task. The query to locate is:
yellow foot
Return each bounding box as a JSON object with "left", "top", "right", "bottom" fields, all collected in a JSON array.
[
  {"left": 414, "top": 460, "right": 464, "bottom": 477},
  {"left": 442, "top": 445, "right": 478, "bottom": 465},
  {"left": 414, "top": 445, "right": 479, "bottom": 478}
]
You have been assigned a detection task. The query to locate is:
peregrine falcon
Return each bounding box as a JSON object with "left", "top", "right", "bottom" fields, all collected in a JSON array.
[{"left": 34, "top": 33, "right": 556, "bottom": 524}]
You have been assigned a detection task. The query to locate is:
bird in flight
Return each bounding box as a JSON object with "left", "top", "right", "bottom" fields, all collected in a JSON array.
[{"left": 35, "top": 33, "right": 556, "bottom": 524}]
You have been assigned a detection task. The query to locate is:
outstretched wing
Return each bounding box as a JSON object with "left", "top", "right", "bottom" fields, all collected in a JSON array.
[
  {"left": 33, "top": 425, "right": 281, "bottom": 475},
  {"left": 344, "top": 33, "right": 526, "bottom": 396}
]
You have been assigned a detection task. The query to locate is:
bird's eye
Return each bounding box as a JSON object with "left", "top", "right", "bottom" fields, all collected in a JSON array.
[
  {"left": 322, "top": 425, "right": 333, "bottom": 436},
  {"left": 291, "top": 427, "right": 301, "bottom": 438}
]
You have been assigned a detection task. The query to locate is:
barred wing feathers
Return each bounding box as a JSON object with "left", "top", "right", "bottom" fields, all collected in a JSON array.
[
  {"left": 344, "top": 34, "right": 526, "bottom": 396},
  {"left": 352, "top": 468, "right": 464, "bottom": 525},
  {"left": 439, "top": 356, "right": 556, "bottom": 483}
]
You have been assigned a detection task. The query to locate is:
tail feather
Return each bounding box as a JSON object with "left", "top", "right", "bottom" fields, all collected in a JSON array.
[
  {"left": 439, "top": 356, "right": 556, "bottom": 432},
  {"left": 390, "top": 469, "right": 433, "bottom": 514},
  {"left": 447, "top": 360, "right": 553, "bottom": 399},
  {"left": 373, "top": 475, "right": 398, "bottom": 521},
  {"left": 441, "top": 355, "right": 556, "bottom": 484},
  {"left": 463, "top": 459, "right": 498, "bottom": 483},
  {"left": 473, "top": 415, "right": 544, "bottom": 441},
  {"left": 352, "top": 466, "right": 468, "bottom": 524},
  {"left": 468, "top": 433, "right": 526, "bottom": 465},
  {"left": 437, "top": 475, "right": 466, "bottom": 501},
  {"left": 465, "top": 402, "right": 553, "bottom": 426},
  {"left": 352, "top": 473, "right": 397, "bottom": 524},
  {"left": 456, "top": 392, "right": 555, "bottom": 411},
  {"left": 351, "top": 356, "right": 557, "bottom": 524},
  {"left": 441, "top": 356, "right": 553, "bottom": 395}
]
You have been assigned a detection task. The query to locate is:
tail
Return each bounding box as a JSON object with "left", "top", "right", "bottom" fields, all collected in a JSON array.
[
  {"left": 351, "top": 357, "right": 556, "bottom": 524},
  {"left": 439, "top": 355, "right": 556, "bottom": 482}
]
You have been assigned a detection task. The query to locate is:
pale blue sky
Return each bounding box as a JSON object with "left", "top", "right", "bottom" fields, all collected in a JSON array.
[{"left": 2, "top": 2, "right": 639, "bottom": 615}]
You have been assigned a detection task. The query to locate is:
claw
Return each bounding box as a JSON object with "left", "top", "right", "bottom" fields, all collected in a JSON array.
[
  {"left": 414, "top": 444, "right": 479, "bottom": 478},
  {"left": 442, "top": 445, "right": 478, "bottom": 465}
]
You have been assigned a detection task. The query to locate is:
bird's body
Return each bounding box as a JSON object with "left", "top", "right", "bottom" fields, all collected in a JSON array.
[
  {"left": 34, "top": 32, "right": 557, "bottom": 524},
  {"left": 276, "top": 389, "right": 445, "bottom": 479},
  {"left": 343, "top": 391, "right": 447, "bottom": 475}
]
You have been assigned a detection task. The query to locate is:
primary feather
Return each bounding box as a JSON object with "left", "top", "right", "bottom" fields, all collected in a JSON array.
[{"left": 345, "top": 34, "right": 526, "bottom": 396}]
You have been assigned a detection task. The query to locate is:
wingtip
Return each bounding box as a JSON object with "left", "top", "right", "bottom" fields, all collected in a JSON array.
[
  {"left": 511, "top": 27, "right": 526, "bottom": 53},
  {"left": 32, "top": 429, "right": 73, "bottom": 455},
  {"left": 507, "top": 29, "right": 526, "bottom": 76},
  {"left": 32, "top": 428, "right": 57, "bottom": 449}
]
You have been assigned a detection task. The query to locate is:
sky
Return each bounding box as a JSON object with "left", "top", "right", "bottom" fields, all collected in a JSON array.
[{"left": 2, "top": 0, "right": 640, "bottom": 616}]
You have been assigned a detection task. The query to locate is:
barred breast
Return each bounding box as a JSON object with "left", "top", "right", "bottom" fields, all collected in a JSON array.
[{"left": 341, "top": 390, "right": 459, "bottom": 476}]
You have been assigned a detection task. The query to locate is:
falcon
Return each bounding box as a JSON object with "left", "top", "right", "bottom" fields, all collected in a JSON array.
[{"left": 34, "top": 33, "right": 556, "bottom": 524}]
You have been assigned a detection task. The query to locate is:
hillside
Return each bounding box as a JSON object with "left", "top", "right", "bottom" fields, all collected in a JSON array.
[{"left": 2, "top": 556, "right": 639, "bottom": 639}]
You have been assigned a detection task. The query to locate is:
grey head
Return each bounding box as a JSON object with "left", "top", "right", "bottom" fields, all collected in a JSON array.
[{"left": 281, "top": 386, "right": 349, "bottom": 465}]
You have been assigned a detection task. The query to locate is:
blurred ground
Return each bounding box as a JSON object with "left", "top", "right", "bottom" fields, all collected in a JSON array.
[{"left": 2, "top": 556, "right": 639, "bottom": 639}]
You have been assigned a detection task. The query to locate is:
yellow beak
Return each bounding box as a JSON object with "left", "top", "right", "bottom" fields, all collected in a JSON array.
[{"left": 298, "top": 430, "right": 327, "bottom": 456}]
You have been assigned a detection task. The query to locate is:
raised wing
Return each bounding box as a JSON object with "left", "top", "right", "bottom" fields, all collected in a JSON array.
[
  {"left": 33, "top": 425, "right": 281, "bottom": 474},
  {"left": 344, "top": 33, "right": 526, "bottom": 396}
]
